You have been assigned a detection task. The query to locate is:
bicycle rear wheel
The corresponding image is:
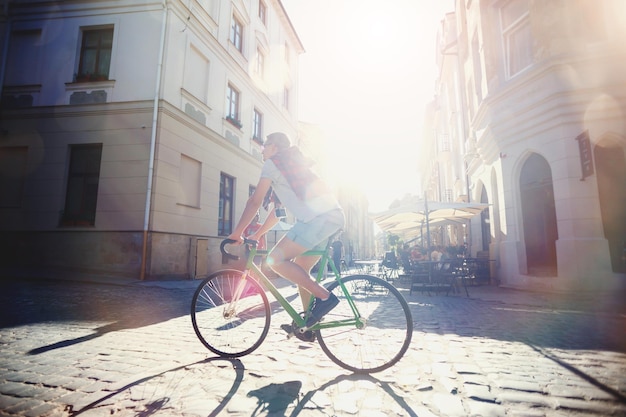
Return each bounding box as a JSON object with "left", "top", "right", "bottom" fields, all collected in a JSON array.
[
  {"left": 317, "top": 275, "right": 413, "bottom": 373},
  {"left": 191, "top": 269, "right": 270, "bottom": 357}
]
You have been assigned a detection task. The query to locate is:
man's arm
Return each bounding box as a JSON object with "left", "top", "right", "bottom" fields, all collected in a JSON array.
[
  {"left": 228, "top": 177, "right": 272, "bottom": 243},
  {"left": 251, "top": 208, "right": 280, "bottom": 239}
]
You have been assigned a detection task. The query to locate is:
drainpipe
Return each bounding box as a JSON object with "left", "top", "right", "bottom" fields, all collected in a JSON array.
[
  {"left": 140, "top": 0, "right": 168, "bottom": 280},
  {"left": 442, "top": 39, "right": 473, "bottom": 255},
  {"left": 451, "top": 57, "right": 474, "bottom": 254},
  {"left": 0, "top": 1, "right": 12, "bottom": 101}
]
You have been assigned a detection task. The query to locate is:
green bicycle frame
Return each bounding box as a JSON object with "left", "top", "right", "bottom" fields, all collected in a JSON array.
[{"left": 236, "top": 242, "right": 363, "bottom": 330}]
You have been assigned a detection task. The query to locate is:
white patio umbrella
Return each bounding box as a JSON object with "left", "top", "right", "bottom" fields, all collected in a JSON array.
[
  {"left": 383, "top": 216, "right": 464, "bottom": 239},
  {"left": 374, "top": 201, "right": 486, "bottom": 227},
  {"left": 372, "top": 199, "right": 489, "bottom": 252}
]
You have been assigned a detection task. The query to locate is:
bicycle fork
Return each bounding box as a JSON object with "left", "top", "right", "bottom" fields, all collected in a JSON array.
[{"left": 223, "top": 270, "right": 251, "bottom": 319}]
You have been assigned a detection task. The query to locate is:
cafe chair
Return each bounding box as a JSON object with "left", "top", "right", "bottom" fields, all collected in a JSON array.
[
  {"left": 444, "top": 258, "right": 470, "bottom": 297},
  {"left": 407, "top": 261, "right": 431, "bottom": 295},
  {"left": 379, "top": 251, "right": 400, "bottom": 282}
]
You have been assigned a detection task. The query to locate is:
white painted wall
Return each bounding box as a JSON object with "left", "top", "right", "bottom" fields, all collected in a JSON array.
[
  {"left": 427, "top": 0, "right": 626, "bottom": 290},
  {"left": 0, "top": 0, "right": 307, "bottom": 277}
]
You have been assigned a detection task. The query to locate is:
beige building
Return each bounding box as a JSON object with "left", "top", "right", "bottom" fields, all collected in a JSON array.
[
  {"left": 421, "top": 0, "right": 626, "bottom": 291},
  {"left": 0, "top": 0, "right": 308, "bottom": 279}
]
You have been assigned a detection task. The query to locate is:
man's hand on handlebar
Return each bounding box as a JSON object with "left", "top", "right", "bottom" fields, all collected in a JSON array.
[
  {"left": 227, "top": 233, "right": 244, "bottom": 245},
  {"left": 248, "top": 232, "right": 263, "bottom": 243},
  {"left": 225, "top": 234, "right": 259, "bottom": 247}
]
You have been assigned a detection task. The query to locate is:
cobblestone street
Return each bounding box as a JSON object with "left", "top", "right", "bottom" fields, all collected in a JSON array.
[{"left": 1, "top": 276, "right": 625, "bottom": 416}]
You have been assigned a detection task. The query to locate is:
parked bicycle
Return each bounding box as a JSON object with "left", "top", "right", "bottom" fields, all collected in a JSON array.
[{"left": 191, "top": 236, "right": 413, "bottom": 373}]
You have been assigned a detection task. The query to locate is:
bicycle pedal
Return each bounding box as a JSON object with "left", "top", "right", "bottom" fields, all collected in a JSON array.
[{"left": 280, "top": 323, "right": 294, "bottom": 338}]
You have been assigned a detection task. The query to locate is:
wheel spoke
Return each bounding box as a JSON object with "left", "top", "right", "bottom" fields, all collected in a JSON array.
[
  {"left": 317, "top": 275, "right": 413, "bottom": 373},
  {"left": 191, "top": 270, "right": 270, "bottom": 357}
]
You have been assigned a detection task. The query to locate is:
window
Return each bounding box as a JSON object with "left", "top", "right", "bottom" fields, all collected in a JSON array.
[
  {"left": 466, "top": 79, "right": 476, "bottom": 119},
  {"left": 230, "top": 15, "right": 243, "bottom": 53},
  {"left": 471, "top": 32, "right": 482, "bottom": 102},
  {"left": 255, "top": 47, "right": 265, "bottom": 78},
  {"left": 283, "top": 86, "right": 290, "bottom": 110},
  {"left": 184, "top": 45, "right": 209, "bottom": 102},
  {"left": 179, "top": 155, "right": 201, "bottom": 207},
  {"left": 61, "top": 144, "right": 103, "bottom": 226},
  {"left": 198, "top": 0, "right": 218, "bottom": 17},
  {"left": 284, "top": 42, "right": 290, "bottom": 64},
  {"left": 500, "top": 0, "right": 532, "bottom": 78},
  {"left": 0, "top": 147, "right": 28, "bottom": 208},
  {"left": 5, "top": 30, "right": 42, "bottom": 86},
  {"left": 439, "top": 133, "right": 451, "bottom": 152},
  {"left": 226, "top": 83, "right": 241, "bottom": 127},
  {"left": 258, "top": 1, "right": 267, "bottom": 26},
  {"left": 77, "top": 28, "right": 113, "bottom": 81},
  {"left": 253, "top": 108, "right": 263, "bottom": 143},
  {"left": 219, "top": 173, "right": 235, "bottom": 236}
]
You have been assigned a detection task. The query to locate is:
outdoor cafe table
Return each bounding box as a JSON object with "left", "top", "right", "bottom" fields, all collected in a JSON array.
[
  {"left": 353, "top": 260, "right": 381, "bottom": 274},
  {"left": 458, "top": 257, "right": 494, "bottom": 284},
  {"left": 411, "top": 259, "right": 469, "bottom": 296}
]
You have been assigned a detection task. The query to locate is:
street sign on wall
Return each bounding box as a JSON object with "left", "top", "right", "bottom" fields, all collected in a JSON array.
[{"left": 575, "top": 130, "right": 594, "bottom": 180}]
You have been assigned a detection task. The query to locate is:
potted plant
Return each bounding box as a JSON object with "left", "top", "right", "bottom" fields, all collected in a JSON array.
[
  {"left": 74, "top": 73, "right": 108, "bottom": 82},
  {"left": 225, "top": 115, "right": 243, "bottom": 129}
]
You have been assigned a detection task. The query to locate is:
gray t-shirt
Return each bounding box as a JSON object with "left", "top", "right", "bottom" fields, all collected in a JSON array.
[{"left": 260, "top": 159, "right": 340, "bottom": 222}]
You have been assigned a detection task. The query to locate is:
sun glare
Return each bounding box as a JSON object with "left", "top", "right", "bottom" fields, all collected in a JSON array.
[{"left": 283, "top": 0, "right": 453, "bottom": 211}]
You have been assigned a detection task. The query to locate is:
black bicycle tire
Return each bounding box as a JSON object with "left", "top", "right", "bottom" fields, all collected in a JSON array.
[
  {"left": 317, "top": 274, "right": 413, "bottom": 373},
  {"left": 190, "top": 269, "right": 271, "bottom": 357}
]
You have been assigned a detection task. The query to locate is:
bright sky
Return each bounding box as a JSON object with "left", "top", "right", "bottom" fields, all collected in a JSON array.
[{"left": 282, "top": 0, "right": 455, "bottom": 212}]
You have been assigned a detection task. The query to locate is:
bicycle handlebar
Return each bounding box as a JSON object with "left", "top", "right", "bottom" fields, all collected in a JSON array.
[{"left": 220, "top": 238, "right": 259, "bottom": 261}]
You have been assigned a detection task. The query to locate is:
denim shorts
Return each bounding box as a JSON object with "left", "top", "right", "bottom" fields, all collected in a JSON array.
[{"left": 286, "top": 208, "right": 345, "bottom": 250}]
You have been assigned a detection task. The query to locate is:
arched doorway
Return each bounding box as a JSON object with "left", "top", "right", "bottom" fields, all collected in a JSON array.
[
  {"left": 595, "top": 139, "right": 626, "bottom": 273},
  {"left": 519, "top": 154, "right": 558, "bottom": 275}
]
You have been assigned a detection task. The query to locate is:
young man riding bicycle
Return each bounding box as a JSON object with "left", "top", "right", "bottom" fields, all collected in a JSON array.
[{"left": 227, "top": 132, "right": 345, "bottom": 327}]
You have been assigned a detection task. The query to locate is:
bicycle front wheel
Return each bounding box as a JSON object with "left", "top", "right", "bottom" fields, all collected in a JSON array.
[
  {"left": 191, "top": 269, "right": 270, "bottom": 357},
  {"left": 317, "top": 275, "right": 413, "bottom": 373}
]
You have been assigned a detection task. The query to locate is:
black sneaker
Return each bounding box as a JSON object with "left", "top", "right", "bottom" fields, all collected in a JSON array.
[{"left": 305, "top": 293, "right": 339, "bottom": 327}]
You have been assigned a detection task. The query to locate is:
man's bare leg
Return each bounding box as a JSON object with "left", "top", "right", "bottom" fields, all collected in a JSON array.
[
  {"left": 294, "top": 255, "right": 321, "bottom": 310},
  {"left": 267, "top": 237, "right": 330, "bottom": 304}
]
